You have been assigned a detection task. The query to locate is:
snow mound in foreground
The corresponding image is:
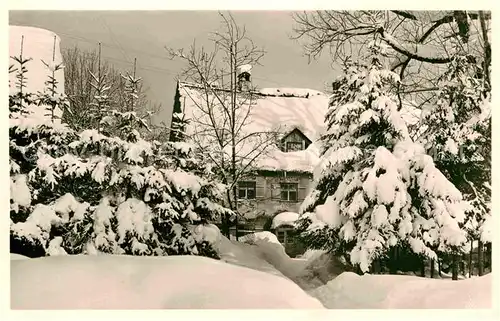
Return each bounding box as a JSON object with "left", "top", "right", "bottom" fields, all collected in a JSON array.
[
  {"left": 310, "top": 272, "right": 492, "bottom": 309},
  {"left": 218, "top": 234, "right": 286, "bottom": 278},
  {"left": 11, "top": 254, "right": 324, "bottom": 309},
  {"left": 10, "top": 253, "right": 30, "bottom": 260},
  {"left": 231, "top": 233, "right": 351, "bottom": 292}
]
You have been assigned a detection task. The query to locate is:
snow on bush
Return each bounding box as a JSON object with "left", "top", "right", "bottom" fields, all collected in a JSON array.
[
  {"left": 9, "top": 44, "right": 233, "bottom": 259},
  {"left": 240, "top": 231, "right": 281, "bottom": 245},
  {"left": 310, "top": 271, "right": 491, "bottom": 309},
  {"left": 11, "top": 254, "right": 324, "bottom": 309},
  {"left": 297, "top": 44, "right": 469, "bottom": 273},
  {"left": 271, "top": 211, "right": 299, "bottom": 229}
]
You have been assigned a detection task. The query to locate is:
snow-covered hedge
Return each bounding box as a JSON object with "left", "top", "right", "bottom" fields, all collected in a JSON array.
[{"left": 9, "top": 46, "right": 233, "bottom": 258}]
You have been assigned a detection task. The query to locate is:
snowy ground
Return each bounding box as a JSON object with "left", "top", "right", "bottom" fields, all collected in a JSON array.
[
  {"left": 310, "top": 272, "right": 492, "bottom": 309},
  {"left": 11, "top": 254, "right": 323, "bottom": 309},
  {"left": 10, "top": 230, "right": 492, "bottom": 309}
]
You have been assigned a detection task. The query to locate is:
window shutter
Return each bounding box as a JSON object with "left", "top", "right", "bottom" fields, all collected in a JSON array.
[
  {"left": 298, "top": 177, "right": 310, "bottom": 201},
  {"left": 256, "top": 177, "right": 265, "bottom": 199},
  {"left": 272, "top": 183, "right": 281, "bottom": 200}
]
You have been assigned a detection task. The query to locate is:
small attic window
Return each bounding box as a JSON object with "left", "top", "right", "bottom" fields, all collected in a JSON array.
[
  {"left": 285, "top": 141, "right": 304, "bottom": 152},
  {"left": 279, "top": 128, "right": 311, "bottom": 153}
]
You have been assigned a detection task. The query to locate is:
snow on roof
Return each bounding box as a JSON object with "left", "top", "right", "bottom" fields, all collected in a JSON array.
[
  {"left": 178, "top": 82, "right": 328, "bottom": 173},
  {"left": 259, "top": 87, "right": 324, "bottom": 98},
  {"left": 237, "top": 64, "right": 252, "bottom": 75},
  {"left": 11, "top": 254, "right": 324, "bottom": 309},
  {"left": 9, "top": 25, "right": 65, "bottom": 119},
  {"left": 271, "top": 211, "right": 299, "bottom": 229},
  {"left": 9, "top": 25, "right": 65, "bottom": 95}
]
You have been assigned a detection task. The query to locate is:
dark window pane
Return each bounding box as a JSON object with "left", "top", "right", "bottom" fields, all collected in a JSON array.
[
  {"left": 289, "top": 191, "right": 297, "bottom": 201},
  {"left": 247, "top": 189, "right": 255, "bottom": 199},
  {"left": 281, "top": 191, "right": 288, "bottom": 200},
  {"left": 238, "top": 189, "right": 246, "bottom": 199},
  {"left": 277, "top": 231, "right": 285, "bottom": 243},
  {"left": 286, "top": 141, "right": 303, "bottom": 152}
]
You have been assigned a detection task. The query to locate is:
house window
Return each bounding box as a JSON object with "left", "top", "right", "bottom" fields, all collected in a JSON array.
[
  {"left": 238, "top": 181, "right": 256, "bottom": 200},
  {"left": 285, "top": 141, "right": 304, "bottom": 152},
  {"left": 277, "top": 230, "right": 286, "bottom": 243},
  {"left": 280, "top": 183, "right": 298, "bottom": 202}
]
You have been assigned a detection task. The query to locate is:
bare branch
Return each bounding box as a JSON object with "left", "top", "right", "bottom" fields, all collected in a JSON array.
[{"left": 391, "top": 10, "right": 418, "bottom": 21}]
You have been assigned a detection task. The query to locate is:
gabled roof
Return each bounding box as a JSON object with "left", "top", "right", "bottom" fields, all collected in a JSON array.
[
  {"left": 281, "top": 128, "right": 312, "bottom": 145},
  {"left": 176, "top": 81, "right": 328, "bottom": 173}
]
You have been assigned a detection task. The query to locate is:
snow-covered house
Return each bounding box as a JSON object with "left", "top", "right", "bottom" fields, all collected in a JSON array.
[{"left": 169, "top": 70, "right": 328, "bottom": 240}]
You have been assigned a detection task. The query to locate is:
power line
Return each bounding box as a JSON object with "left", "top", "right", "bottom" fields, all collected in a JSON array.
[
  {"left": 10, "top": 19, "right": 171, "bottom": 62},
  {"left": 99, "top": 14, "right": 132, "bottom": 65},
  {"left": 9, "top": 20, "right": 296, "bottom": 87},
  {"left": 102, "top": 55, "right": 175, "bottom": 75}
]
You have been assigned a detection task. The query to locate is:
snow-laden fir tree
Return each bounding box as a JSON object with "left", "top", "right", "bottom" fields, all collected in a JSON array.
[
  {"left": 10, "top": 54, "right": 233, "bottom": 259},
  {"left": 419, "top": 54, "right": 492, "bottom": 272},
  {"left": 297, "top": 43, "right": 470, "bottom": 273}
]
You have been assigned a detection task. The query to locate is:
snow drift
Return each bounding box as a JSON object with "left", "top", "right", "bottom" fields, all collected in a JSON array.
[
  {"left": 310, "top": 271, "right": 492, "bottom": 309},
  {"left": 232, "top": 232, "right": 351, "bottom": 291},
  {"left": 10, "top": 253, "right": 30, "bottom": 260},
  {"left": 11, "top": 254, "right": 324, "bottom": 309}
]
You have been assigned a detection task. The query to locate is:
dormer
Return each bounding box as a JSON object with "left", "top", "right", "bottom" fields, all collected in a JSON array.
[{"left": 279, "top": 128, "right": 312, "bottom": 152}]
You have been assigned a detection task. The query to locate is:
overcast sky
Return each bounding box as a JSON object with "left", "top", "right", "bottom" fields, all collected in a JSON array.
[{"left": 9, "top": 10, "right": 337, "bottom": 125}]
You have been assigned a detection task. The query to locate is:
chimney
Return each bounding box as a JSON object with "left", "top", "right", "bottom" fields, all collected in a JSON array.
[{"left": 237, "top": 64, "right": 252, "bottom": 91}]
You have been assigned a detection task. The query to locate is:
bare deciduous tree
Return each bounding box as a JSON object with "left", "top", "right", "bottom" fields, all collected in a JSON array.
[
  {"left": 292, "top": 10, "right": 491, "bottom": 112},
  {"left": 167, "top": 12, "right": 279, "bottom": 238},
  {"left": 62, "top": 45, "right": 161, "bottom": 132}
]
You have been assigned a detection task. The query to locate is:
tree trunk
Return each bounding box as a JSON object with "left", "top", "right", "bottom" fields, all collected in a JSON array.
[
  {"left": 356, "top": 265, "right": 363, "bottom": 275},
  {"left": 479, "top": 11, "right": 491, "bottom": 89},
  {"left": 486, "top": 242, "right": 492, "bottom": 271},
  {"left": 430, "top": 259, "right": 435, "bottom": 278},
  {"left": 469, "top": 241, "right": 473, "bottom": 278},
  {"left": 389, "top": 247, "right": 397, "bottom": 274},
  {"left": 234, "top": 214, "right": 239, "bottom": 241},
  {"left": 420, "top": 257, "right": 426, "bottom": 277},
  {"left": 452, "top": 254, "right": 459, "bottom": 280},
  {"left": 371, "top": 259, "right": 380, "bottom": 274},
  {"left": 438, "top": 259, "right": 442, "bottom": 277},
  {"left": 230, "top": 43, "right": 238, "bottom": 241},
  {"left": 221, "top": 214, "right": 230, "bottom": 238},
  {"left": 478, "top": 240, "right": 484, "bottom": 276}
]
